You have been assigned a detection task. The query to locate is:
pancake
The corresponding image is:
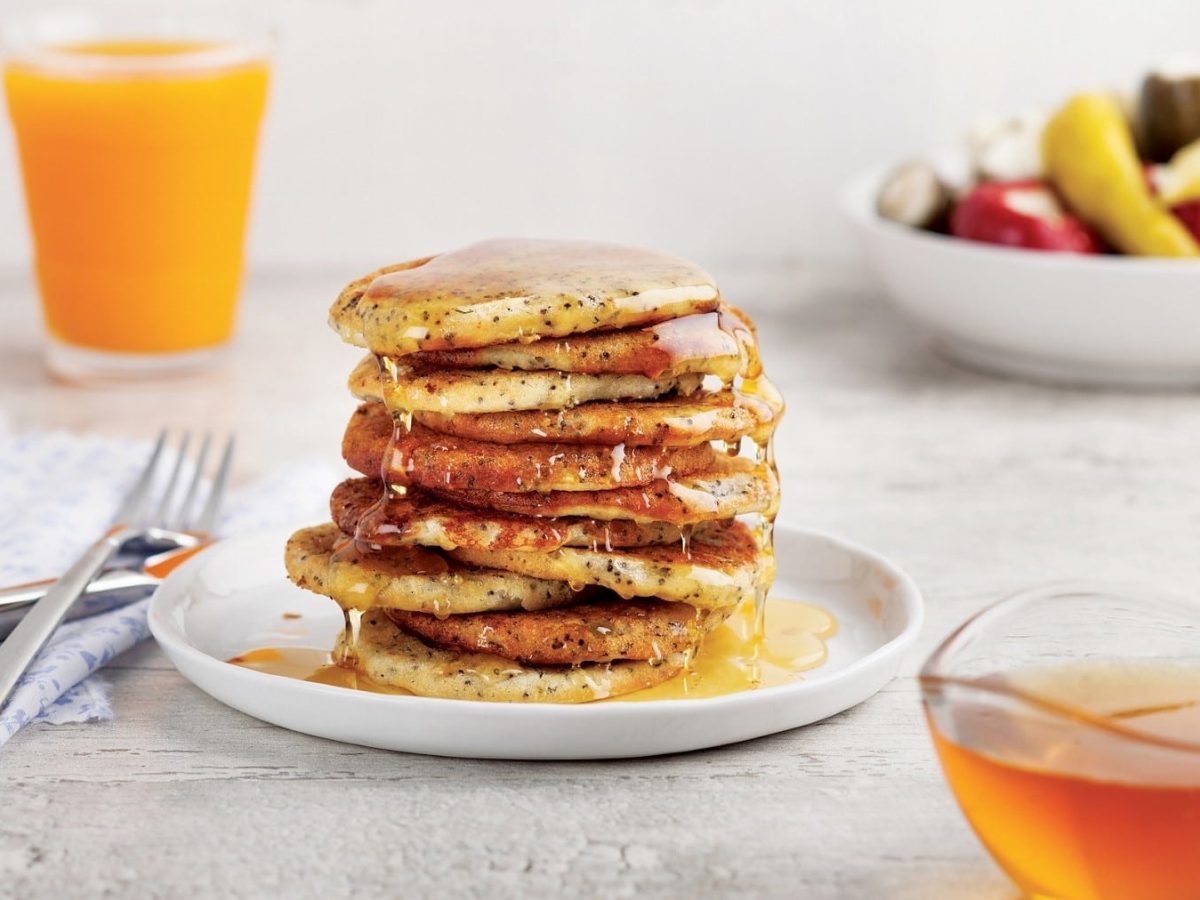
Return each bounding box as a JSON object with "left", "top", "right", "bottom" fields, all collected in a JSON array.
[
  {"left": 332, "top": 477, "right": 681, "bottom": 551},
  {"left": 433, "top": 457, "right": 779, "bottom": 525},
  {"left": 348, "top": 354, "right": 704, "bottom": 414},
  {"left": 413, "top": 379, "right": 783, "bottom": 447},
  {"left": 449, "top": 519, "right": 769, "bottom": 610},
  {"left": 329, "top": 238, "right": 721, "bottom": 355},
  {"left": 285, "top": 523, "right": 580, "bottom": 615},
  {"left": 412, "top": 307, "right": 758, "bottom": 381},
  {"left": 342, "top": 402, "right": 719, "bottom": 493},
  {"left": 385, "top": 597, "right": 712, "bottom": 665},
  {"left": 340, "top": 611, "right": 688, "bottom": 702},
  {"left": 328, "top": 256, "right": 435, "bottom": 326}
]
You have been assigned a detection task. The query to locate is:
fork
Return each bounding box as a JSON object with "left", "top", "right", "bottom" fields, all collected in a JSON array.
[
  {"left": 0, "top": 434, "right": 235, "bottom": 637},
  {"left": 0, "top": 431, "right": 234, "bottom": 708}
]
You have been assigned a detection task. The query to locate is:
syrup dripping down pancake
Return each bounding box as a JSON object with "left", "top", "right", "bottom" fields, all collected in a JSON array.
[
  {"left": 411, "top": 306, "right": 759, "bottom": 382},
  {"left": 342, "top": 402, "right": 719, "bottom": 493}
]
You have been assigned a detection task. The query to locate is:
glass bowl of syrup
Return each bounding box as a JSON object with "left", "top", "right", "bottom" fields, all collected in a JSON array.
[{"left": 920, "top": 582, "right": 1200, "bottom": 900}]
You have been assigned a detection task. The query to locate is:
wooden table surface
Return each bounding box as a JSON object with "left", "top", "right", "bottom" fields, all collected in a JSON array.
[{"left": 3, "top": 265, "right": 1197, "bottom": 899}]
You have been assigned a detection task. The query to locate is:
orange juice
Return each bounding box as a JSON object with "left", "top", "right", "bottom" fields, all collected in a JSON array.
[
  {"left": 927, "top": 662, "right": 1200, "bottom": 900},
  {"left": 4, "top": 40, "right": 269, "bottom": 356}
]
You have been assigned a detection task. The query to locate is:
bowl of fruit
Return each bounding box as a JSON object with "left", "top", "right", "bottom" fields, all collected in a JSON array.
[{"left": 844, "top": 68, "right": 1200, "bottom": 387}]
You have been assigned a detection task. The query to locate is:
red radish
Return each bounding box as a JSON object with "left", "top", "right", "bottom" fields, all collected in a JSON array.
[
  {"left": 951, "top": 180, "right": 1102, "bottom": 253},
  {"left": 1172, "top": 200, "right": 1200, "bottom": 241},
  {"left": 1147, "top": 164, "right": 1200, "bottom": 240}
]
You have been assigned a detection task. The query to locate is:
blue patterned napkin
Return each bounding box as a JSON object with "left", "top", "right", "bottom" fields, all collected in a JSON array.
[{"left": 0, "top": 418, "right": 342, "bottom": 747}]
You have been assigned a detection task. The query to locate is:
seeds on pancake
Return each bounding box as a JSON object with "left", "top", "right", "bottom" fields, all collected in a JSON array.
[
  {"left": 342, "top": 402, "right": 720, "bottom": 493},
  {"left": 284, "top": 523, "right": 581, "bottom": 615},
  {"left": 341, "top": 612, "right": 691, "bottom": 702},
  {"left": 349, "top": 354, "right": 705, "bottom": 414},
  {"left": 431, "top": 457, "right": 779, "bottom": 525},
  {"left": 410, "top": 381, "right": 782, "bottom": 447},
  {"left": 328, "top": 256, "right": 436, "bottom": 347},
  {"left": 331, "top": 477, "right": 682, "bottom": 551},
  {"left": 409, "top": 308, "right": 755, "bottom": 381},
  {"left": 332, "top": 240, "right": 720, "bottom": 357},
  {"left": 448, "top": 520, "right": 768, "bottom": 609},
  {"left": 385, "top": 597, "right": 714, "bottom": 665},
  {"left": 315, "top": 240, "right": 783, "bottom": 704}
]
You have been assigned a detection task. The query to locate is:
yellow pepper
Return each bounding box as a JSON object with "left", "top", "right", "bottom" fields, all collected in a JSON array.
[
  {"left": 1042, "top": 93, "right": 1200, "bottom": 257},
  {"left": 1155, "top": 136, "right": 1200, "bottom": 206}
]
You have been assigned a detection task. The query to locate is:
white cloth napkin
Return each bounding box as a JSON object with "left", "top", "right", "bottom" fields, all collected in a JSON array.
[{"left": 0, "top": 418, "right": 341, "bottom": 747}]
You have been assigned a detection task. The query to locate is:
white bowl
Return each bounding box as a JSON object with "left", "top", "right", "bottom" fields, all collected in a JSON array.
[{"left": 843, "top": 164, "right": 1200, "bottom": 387}]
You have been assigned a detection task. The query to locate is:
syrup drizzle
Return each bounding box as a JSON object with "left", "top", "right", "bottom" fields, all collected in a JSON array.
[
  {"left": 336, "top": 353, "right": 419, "bottom": 661},
  {"left": 228, "top": 596, "right": 834, "bottom": 701},
  {"left": 638, "top": 307, "right": 752, "bottom": 380},
  {"left": 725, "top": 372, "right": 782, "bottom": 642},
  {"left": 228, "top": 647, "right": 410, "bottom": 694},
  {"left": 614, "top": 596, "right": 833, "bottom": 701}
]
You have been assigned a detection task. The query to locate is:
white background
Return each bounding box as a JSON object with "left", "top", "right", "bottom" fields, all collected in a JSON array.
[{"left": 1, "top": 0, "right": 1200, "bottom": 276}]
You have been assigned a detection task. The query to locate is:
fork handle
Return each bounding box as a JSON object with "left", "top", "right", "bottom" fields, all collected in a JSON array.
[
  {"left": 0, "top": 570, "right": 158, "bottom": 640},
  {"left": 0, "top": 527, "right": 137, "bottom": 709}
]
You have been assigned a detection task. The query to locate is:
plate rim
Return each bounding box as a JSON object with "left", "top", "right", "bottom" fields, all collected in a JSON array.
[{"left": 148, "top": 520, "right": 925, "bottom": 720}]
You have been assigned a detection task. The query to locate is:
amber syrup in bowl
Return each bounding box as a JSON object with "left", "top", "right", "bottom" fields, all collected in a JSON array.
[{"left": 920, "top": 582, "right": 1200, "bottom": 900}]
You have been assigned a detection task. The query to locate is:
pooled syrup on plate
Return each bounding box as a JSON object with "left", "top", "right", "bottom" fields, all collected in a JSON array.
[
  {"left": 228, "top": 647, "right": 410, "bottom": 694},
  {"left": 613, "top": 596, "right": 835, "bottom": 701},
  {"left": 227, "top": 596, "right": 834, "bottom": 701}
]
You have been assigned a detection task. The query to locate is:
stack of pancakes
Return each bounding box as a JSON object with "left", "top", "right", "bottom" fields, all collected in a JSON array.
[{"left": 285, "top": 239, "right": 783, "bottom": 702}]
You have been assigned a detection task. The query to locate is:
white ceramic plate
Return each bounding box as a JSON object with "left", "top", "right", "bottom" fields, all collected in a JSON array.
[
  {"left": 844, "top": 162, "right": 1200, "bottom": 388},
  {"left": 149, "top": 524, "right": 923, "bottom": 760}
]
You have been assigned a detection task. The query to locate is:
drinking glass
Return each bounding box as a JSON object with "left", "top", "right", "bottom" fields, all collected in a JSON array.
[
  {"left": 920, "top": 582, "right": 1200, "bottom": 900},
  {"left": 2, "top": 9, "right": 271, "bottom": 380}
]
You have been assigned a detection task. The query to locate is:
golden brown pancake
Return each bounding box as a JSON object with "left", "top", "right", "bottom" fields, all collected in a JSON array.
[
  {"left": 342, "top": 402, "right": 719, "bottom": 493},
  {"left": 412, "top": 307, "right": 758, "bottom": 381},
  {"left": 332, "top": 477, "right": 681, "bottom": 551},
  {"left": 412, "top": 379, "right": 783, "bottom": 447},
  {"left": 449, "top": 519, "right": 770, "bottom": 610},
  {"left": 339, "top": 611, "right": 689, "bottom": 702},
  {"left": 285, "top": 523, "right": 580, "bottom": 615},
  {"left": 385, "top": 597, "right": 712, "bottom": 665},
  {"left": 328, "top": 239, "right": 721, "bottom": 355},
  {"left": 328, "top": 256, "right": 435, "bottom": 325},
  {"left": 348, "top": 354, "right": 704, "bottom": 414},
  {"left": 433, "top": 456, "right": 779, "bottom": 525}
]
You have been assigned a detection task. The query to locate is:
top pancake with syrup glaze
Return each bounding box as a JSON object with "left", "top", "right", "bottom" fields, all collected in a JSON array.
[{"left": 329, "top": 238, "right": 720, "bottom": 355}]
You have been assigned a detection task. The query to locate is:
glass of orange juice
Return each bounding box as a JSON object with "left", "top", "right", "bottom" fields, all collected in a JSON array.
[
  {"left": 2, "top": 10, "right": 271, "bottom": 380},
  {"left": 921, "top": 582, "right": 1200, "bottom": 900}
]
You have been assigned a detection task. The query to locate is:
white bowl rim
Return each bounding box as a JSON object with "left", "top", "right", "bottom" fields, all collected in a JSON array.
[{"left": 843, "top": 160, "right": 1200, "bottom": 273}]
